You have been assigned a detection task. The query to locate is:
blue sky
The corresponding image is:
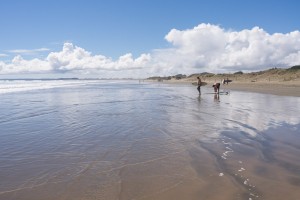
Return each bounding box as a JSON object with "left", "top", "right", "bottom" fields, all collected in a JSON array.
[{"left": 1, "top": 0, "right": 300, "bottom": 78}]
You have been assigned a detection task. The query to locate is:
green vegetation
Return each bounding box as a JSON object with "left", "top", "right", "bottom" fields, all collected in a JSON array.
[
  {"left": 234, "top": 71, "right": 243, "bottom": 75},
  {"left": 147, "top": 74, "right": 186, "bottom": 81},
  {"left": 290, "top": 65, "right": 300, "bottom": 70}
]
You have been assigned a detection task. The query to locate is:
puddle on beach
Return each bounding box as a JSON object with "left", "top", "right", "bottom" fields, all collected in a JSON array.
[{"left": 0, "top": 81, "right": 299, "bottom": 200}]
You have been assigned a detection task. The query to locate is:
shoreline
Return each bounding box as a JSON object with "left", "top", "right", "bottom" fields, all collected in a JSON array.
[
  {"left": 220, "top": 82, "right": 300, "bottom": 97},
  {"left": 146, "top": 79, "right": 300, "bottom": 97}
]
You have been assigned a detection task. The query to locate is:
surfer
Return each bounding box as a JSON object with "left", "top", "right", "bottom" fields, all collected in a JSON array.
[
  {"left": 197, "top": 77, "right": 202, "bottom": 94},
  {"left": 213, "top": 82, "right": 220, "bottom": 94}
]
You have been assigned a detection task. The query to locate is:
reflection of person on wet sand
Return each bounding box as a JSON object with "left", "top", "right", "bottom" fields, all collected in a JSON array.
[
  {"left": 214, "top": 93, "right": 220, "bottom": 101},
  {"left": 213, "top": 82, "right": 220, "bottom": 94},
  {"left": 197, "top": 77, "right": 202, "bottom": 95},
  {"left": 197, "top": 95, "right": 201, "bottom": 102}
]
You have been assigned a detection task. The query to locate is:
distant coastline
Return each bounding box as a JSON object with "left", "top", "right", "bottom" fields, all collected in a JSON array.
[
  {"left": 0, "top": 78, "right": 80, "bottom": 81},
  {"left": 0, "top": 77, "right": 136, "bottom": 81}
]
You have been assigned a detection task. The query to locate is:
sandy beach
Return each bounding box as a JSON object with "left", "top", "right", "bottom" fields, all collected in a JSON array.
[
  {"left": 2, "top": 0, "right": 300, "bottom": 199},
  {"left": 146, "top": 67, "right": 300, "bottom": 97},
  {"left": 147, "top": 79, "right": 300, "bottom": 97},
  {"left": 220, "top": 82, "right": 300, "bottom": 97},
  {"left": 0, "top": 80, "right": 299, "bottom": 200},
  {"left": 146, "top": 69, "right": 300, "bottom": 97}
]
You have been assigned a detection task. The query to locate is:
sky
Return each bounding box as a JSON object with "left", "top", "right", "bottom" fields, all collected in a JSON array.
[{"left": 0, "top": 0, "right": 300, "bottom": 78}]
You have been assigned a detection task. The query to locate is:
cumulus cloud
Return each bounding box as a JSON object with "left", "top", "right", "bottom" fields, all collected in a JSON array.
[
  {"left": 0, "top": 23, "right": 300, "bottom": 77},
  {"left": 46, "top": 43, "right": 151, "bottom": 72},
  {"left": 0, "top": 55, "right": 51, "bottom": 73},
  {"left": 158, "top": 23, "right": 300, "bottom": 74},
  {"left": 0, "top": 43, "right": 151, "bottom": 75}
]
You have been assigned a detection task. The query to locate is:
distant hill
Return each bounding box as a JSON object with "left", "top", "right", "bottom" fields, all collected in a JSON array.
[{"left": 290, "top": 65, "right": 300, "bottom": 70}]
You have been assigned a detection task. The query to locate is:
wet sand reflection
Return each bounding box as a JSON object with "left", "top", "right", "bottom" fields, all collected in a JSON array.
[{"left": 0, "top": 81, "right": 299, "bottom": 200}]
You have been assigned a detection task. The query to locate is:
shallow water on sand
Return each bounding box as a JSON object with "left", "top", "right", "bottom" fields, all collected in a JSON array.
[{"left": 0, "top": 80, "right": 299, "bottom": 200}]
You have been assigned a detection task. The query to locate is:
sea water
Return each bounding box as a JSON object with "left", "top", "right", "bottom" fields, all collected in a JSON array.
[{"left": 0, "top": 80, "right": 299, "bottom": 200}]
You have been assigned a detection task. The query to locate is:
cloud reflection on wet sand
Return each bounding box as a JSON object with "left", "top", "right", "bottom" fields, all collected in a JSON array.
[{"left": 0, "top": 81, "right": 299, "bottom": 200}]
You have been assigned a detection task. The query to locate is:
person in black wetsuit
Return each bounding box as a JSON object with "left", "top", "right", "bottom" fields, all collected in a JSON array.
[
  {"left": 197, "top": 77, "right": 202, "bottom": 95},
  {"left": 213, "top": 82, "right": 220, "bottom": 94}
]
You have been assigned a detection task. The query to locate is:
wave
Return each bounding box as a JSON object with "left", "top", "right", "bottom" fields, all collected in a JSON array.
[{"left": 0, "top": 80, "right": 106, "bottom": 94}]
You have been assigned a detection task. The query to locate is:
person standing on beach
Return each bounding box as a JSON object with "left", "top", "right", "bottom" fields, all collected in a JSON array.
[
  {"left": 213, "top": 82, "right": 220, "bottom": 93},
  {"left": 197, "top": 77, "right": 202, "bottom": 94}
]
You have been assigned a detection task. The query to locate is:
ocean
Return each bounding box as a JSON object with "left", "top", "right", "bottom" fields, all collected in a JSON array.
[{"left": 0, "top": 80, "right": 299, "bottom": 200}]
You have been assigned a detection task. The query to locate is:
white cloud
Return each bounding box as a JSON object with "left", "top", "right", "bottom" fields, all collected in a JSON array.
[
  {"left": 0, "top": 43, "right": 151, "bottom": 76},
  {"left": 8, "top": 48, "right": 50, "bottom": 54},
  {"left": 0, "top": 23, "right": 300, "bottom": 77},
  {"left": 156, "top": 24, "right": 300, "bottom": 74},
  {"left": 0, "top": 54, "right": 8, "bottom": 57},
  {"left": 0, "top": 55, "right": 51, "bottom": 73},
  {"left": 46, "top": 43, "right": 151, "bottom": 72}
]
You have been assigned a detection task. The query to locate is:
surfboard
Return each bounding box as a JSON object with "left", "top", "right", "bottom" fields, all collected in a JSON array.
[
  {"left": 192, "top": 82, "right": 207, "bottom": 86},
  {"left": 205, "top": 91, "right": 229, "bottom": 95}
]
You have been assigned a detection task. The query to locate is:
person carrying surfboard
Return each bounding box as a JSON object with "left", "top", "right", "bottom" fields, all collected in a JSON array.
[{"left": 197, "top": 77, "right": 202, "bottom": 94}]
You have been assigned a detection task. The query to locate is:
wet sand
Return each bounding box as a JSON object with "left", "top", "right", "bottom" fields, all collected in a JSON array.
[
  {"left": 221, "top": 82, "right": 300, "bottom": 97},
  {"left": 0, "top": 80, "right": 299, "bottom": 200}
]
